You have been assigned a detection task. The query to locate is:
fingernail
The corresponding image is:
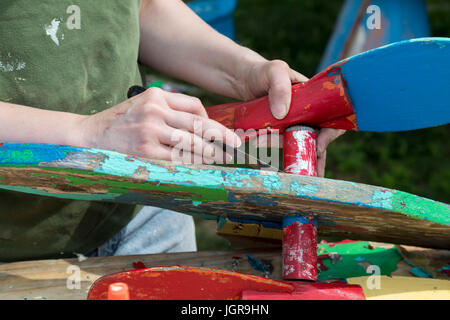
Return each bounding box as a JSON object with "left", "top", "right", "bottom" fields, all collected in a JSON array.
[{"left": 273, "top": 104, "right": 288, "bottom": 119}]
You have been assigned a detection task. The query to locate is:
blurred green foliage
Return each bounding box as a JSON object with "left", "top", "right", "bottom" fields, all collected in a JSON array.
[{"left": 191, "top": 0, "right": 449, "bottom": 249}]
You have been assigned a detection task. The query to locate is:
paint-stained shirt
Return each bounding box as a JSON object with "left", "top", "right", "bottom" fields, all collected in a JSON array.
[{"left": 0, "top": 0, "right": 143, "bottom": 261}]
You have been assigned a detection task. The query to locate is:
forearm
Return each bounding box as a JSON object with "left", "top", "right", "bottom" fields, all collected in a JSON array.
[
  {"left": 0, "top": 101, "right": 88, "bottom": 147},
  {"left": 138, "top": 0, "right": 266, "bottom": 99}
]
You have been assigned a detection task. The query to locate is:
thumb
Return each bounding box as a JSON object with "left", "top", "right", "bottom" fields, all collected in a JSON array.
[{"left": 268, "top": 72, "right": 293, "bottom": 120}]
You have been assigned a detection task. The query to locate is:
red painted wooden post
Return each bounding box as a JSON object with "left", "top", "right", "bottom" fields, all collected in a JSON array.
[{"left": 282, "top": 126, "right": 318, "bottom": 281}]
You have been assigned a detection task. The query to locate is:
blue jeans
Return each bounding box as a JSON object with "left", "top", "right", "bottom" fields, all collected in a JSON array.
[{"left": 89, "top": 206, "right": 197, "bottom": 257}]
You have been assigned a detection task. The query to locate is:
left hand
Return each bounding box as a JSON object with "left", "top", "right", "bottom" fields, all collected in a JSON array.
[{"left": 237, "top": 59, "right": 346, "bottom": 177}]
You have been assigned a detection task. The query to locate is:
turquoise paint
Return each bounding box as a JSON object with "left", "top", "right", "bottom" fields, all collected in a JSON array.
[
  {"left": 290, "top": 180, "right": 319, "bottom": 195},
  {"left": 371, "top": 190, "right": 394, "bottom": 210},
  {"left": 409, "top": 267, "right": 434, "bottom": 278},
  {"left": 96, "top": 149, "right": 249, "bottom": 188},
  {"left": 261, "top": 173, "right": 283, "bottom": 192},
  {"left": 217, "top": 215, "right": 228, "bottom": 229},
  {"left": 1, "top": 143, "right": 449, "bottom": 227}
]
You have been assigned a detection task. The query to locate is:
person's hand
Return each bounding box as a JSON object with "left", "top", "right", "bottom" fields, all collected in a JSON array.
[
  {"left": 237, "top": 59, "right": 345, "bottom": 176},
  {"left": 316, "top": 128, "right": 346, "bottom": 177},
  {"left": 80, "top": 87, "right": 241, "bottom": 164}
]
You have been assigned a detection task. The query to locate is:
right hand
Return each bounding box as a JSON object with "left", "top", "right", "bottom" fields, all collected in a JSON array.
[{"left": 80, "top": 87, "right": 241, "bottom": 164}]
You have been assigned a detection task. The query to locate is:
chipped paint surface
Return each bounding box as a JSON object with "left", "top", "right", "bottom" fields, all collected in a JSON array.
[
  {"left": 282, "top": 218, "right": 318, "bottom": 280},
  {"left": 317, "top": 240, "right": 402, "bottom": 280},
  {"left": 87, "top": 266, "right": 293, "bottom": 300},
  {"left": 283, "top": 127, "right": 317, "bottom": 176},
  {"left": 0, "top": 143, "right": 449, "bottom": 248}
]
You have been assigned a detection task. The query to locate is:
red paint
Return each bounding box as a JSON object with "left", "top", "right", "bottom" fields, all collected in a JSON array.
[
  {"left": 317, "top": 254, "right": 330, "bottom": 271},
  {"left": 283, "top": 126, "right": 317, "bottom": 176},
  {"left": 132, "top": 261, "right": 146, "bottom": 269},
  {"left": 242, "top": 281, "right": 365, "bottom": 300},
  {"left": 439, "top": 265, "right": 450, "bottom": 275},
  {"left": 282, "top": 219, "right": 318, "bottom": 281},
  {"left": 206, "top": 68, "right": 356, "bottom": 140},
  {"left": 281, "top": 126, "right": 318, "bottom": 281},
  {"left": 88, "top": 266, "right": 365, "bottom": 300},
  {"left": 87, "top": 266, "right": 294, "bottom": 300}
]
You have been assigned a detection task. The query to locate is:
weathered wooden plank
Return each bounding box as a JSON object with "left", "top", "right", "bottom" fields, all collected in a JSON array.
[
  {"left": 0, "top": 248, "right": 283, "bottom": 300},
  {"left": 0, "top": 143, "right": 449, "bottom": 249},
  {"left": 0, "top": 242, "right": 448, "bottom": 300}
]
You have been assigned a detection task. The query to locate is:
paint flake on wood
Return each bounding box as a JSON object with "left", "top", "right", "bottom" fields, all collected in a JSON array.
[{"left": 0, "top": 143, "right": 449, "bottom": 249}]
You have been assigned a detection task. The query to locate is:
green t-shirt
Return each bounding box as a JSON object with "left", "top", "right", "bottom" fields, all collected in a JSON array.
[{"left": 0, "top": 0, "right": 143, "bottom": 261}]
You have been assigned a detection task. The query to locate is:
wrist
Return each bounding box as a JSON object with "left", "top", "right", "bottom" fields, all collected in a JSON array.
[
  {"left": 66, "top": 113, "right": 96, "bottom": 149},
  {"left": 228, "top": 47, "right": 267, "bottom": 100}
]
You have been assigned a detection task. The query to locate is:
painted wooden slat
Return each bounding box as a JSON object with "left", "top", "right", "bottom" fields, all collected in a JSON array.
[{"left": 0, "top": 143, "right": 448, "bottom": 249}]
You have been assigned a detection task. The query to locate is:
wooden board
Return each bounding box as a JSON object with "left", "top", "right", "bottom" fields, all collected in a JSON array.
[
  {"left": 0, "top": 143, "right": 448, "bottom": 249},
  {"left": 0, "top": 242, "right": 448, "bottom": 300}
]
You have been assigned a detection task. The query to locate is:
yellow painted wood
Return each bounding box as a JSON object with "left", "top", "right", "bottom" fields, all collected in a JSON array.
[
  {"left": 217, "top": 218, "right": 282, "bottom": 241},
  {"left": 347, "top": 276, "right": 450, "bottom": 300}
]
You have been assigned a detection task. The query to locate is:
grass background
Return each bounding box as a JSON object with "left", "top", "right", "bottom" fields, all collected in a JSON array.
[{"left": 177, "top": 0, "right": 449, "bottom": 251}]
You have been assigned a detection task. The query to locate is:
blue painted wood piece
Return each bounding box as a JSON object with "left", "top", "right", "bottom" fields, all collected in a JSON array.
[
  {"left": 337, "top": 37, "right": 450, "bottom": 131},
  {"left": 318, "top": 0, "right": 430, "bottom": 71},
  {"left": 0, "top": 143, "right": 449, "bottom": 249}
]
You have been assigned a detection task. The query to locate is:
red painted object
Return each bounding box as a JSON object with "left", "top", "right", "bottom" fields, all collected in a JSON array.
[
  {"left": 283, "top": 126, "right": 318, "bottom": 176},
  {"left": 88, "top": 266, "right": 293, "bottom": 300},
  {"left": 281, "top": 126, "right": 319, "bottom": 281},
  {"left": 242, "top": 281, "right": 365, "bottom": 300},
  {"left": 206, "top": 67, "right": 356, "bottom": 140},
  {"left": 282, "top": 217, "right": 318, "bottom": 281},
  {"left": 88, "top": 266, "right": 365, "bottom": 300}
]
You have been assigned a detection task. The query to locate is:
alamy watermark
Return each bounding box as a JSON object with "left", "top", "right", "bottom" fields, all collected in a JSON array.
[{"left": 366, "top": 5, "right": 381, "bottom": 30}]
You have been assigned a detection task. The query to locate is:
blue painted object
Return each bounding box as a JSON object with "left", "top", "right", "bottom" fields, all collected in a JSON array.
[
  {"left": 318, "top": 0, "right": 430, "bottom": 72},
  {"left": 339, "top": 37, "right": 450, "bottom": 132},
  {"left": 187, "top": 0, "right": 237, "bottom": 40}
]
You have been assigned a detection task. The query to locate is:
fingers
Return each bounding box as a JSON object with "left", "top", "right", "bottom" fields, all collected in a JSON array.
[
  {"left": 265, "top": 60, "right": 309, "bottom": 120},
  {"left": 165, "top": 109, "right": 242, "bottom": 148},
  {"left": 250, "top": 132, "right": 283, "bottom": 148},
  {"left": 135, "top": 87, "right": 240, "bottom": 164},
  {"left": 154, "top": 144, "right": 206, "bottom": 165},
  {"left": 290, "top": 69, "right": 309, "bottom": 83},
  {"left": 159, "top": 125, "right": 232, "bottom": 164},
  {"left": 139, "top": 87, "right": 208, "bottom": 118},
  {"left": 317, "top": 149, "right": 327, "bottom": 178},
  {"left": 316, "top": 128, "right": 346, "bottom": 177},
  {"left": 266, "top": 60, "right": 293, "bottom": 120},
  {"left": 161, "top": 91, "right": 209, "bottom": 118}
]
